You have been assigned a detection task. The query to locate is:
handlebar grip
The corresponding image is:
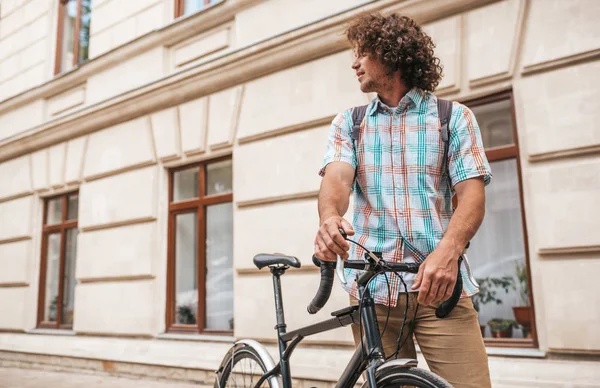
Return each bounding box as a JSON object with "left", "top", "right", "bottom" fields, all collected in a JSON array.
[
  {"left": 435, "top": 258, "right": 463, "bottom": 319},
  {"left": 307, "top": 257, "right": 335, "bottom": 314}
]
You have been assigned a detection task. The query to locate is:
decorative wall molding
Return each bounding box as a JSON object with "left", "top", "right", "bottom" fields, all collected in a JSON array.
[
  {"left": 0, "top": 0, "right": 501, "bottom": 163},
  {"left": 83, "top": 161, "right": 157, "bottom": 183},
  {"left": 522, "top": 48, "right": 600, "bottom": 76},
  {"left": 78, "top": 274, "right": 155, "bottom": 284},
  {"left": 236, "top": 190, "right": 318, "bottom": 208},
  {"left": 0, "top": 236, "right": 31, "bottom": 245},
  {"left": 237, "top": 116, "right": 334, "bottom": 145},
  {"left": 538, "top": 245, "right": 600, "bottom": 257},
  {"left": 161, "top": 148, "right": 233, "bottom": 168},
  {"left": 237, "top": 266, "right": 318, "bottom": 275},
  {"left": 469, "top": 72, "right": 513, "bottom": 88},
  {"left": 528, "top": 144, "right": 600, "bottom": 163},
  {"left": 0, "top": 282, "right": 29, "bottom": 288},
  {"left": 0, "top": 191, "right": 34, "bottom": 205},
  {"left": 79, "top": 216, "right": 156, "bottom": 233}
]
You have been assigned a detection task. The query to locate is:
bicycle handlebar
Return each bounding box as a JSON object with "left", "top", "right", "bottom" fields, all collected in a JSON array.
[
  {"left": 306, "top": 257, "right": 335, "bottom": 314},
  {"left": 307, "top": 232, "right": 463, "bottom": 318}
]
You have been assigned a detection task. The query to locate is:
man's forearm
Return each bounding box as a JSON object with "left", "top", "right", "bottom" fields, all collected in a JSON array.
[
  {"left": 439, "top": 180, "right": 485, "bottom": 256},
  {"left": 318, "top": 176, "right": 351, "bottom": 224}
]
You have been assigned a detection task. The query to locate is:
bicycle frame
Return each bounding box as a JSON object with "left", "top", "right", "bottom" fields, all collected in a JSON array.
[{"left": 252, "top": 265, "right": 396, "bottom": 388}]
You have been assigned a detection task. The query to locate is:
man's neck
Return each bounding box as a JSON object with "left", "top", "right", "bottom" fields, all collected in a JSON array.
[{"left": 377, "top": 81, "right": 410, "bottom": 108}]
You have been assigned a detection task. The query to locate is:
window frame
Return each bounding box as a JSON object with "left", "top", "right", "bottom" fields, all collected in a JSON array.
[
  {"left": 166, "top": 156, "right": 233, "bottom": 334},
  {"left": 174, "top": 0, "right": 212, "bottom": 18},
  {"left": 461, "top": 89, "right": 538, "bottom": 349},
  {"left": 54, "top": 0, "right": 85, "bottom": 75},
  {"left": 37, "top": 192, "right": 79, "bottom": 330}
]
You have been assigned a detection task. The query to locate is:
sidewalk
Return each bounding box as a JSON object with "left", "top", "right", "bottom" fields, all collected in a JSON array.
[{"left": 0, "top": 367, "right": 211, "bottom": 388}]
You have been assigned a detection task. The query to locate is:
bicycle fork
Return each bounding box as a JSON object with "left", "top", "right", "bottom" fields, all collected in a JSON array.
[{"left": 357, "top": 279, "right": 385, "bottom": 387}]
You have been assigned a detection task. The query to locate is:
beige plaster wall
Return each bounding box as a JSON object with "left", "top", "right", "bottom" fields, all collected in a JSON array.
[
  {"left": 76, "top": 222, "right": 157, "bottom": 281},
  {"left": 86, "top": 46, "right": 165, "bottom": 105},
  {"left": 234, "top": 125, "right": 329, "bottom": 203},
  {"left": 89, "top": 0, "right": 167, "bottom": 58},
  {"left": 0, "top": 99, "right": 45, "bottom": 142},
  {"left": 73, "top": 279, "right": 156, "bottom": 335},
  {"left": 517, "top": 61, "right": 600, "bottom": 157},
  {"left": 234, "top": 0, "right": 370, "bottom": 47},
  {"left": 236, "top": 51, "right": 367, "bottom": 141},
  {"left": 78, "top": 166, "right": 159, "bottom": 229},
  {"left": 0, "top": 288, "right": 28, "bottom": 329},
  {"left": 0, "top": 0, "right": 53, "bottom": 102},
  {"left": 521, "top": 0, "right": 600, "bottom": 68},
  {"left": 0, "top": 154, "right": 31, "bottom": 200},
  {"left": 0, "top": 240, "right": 31, "bottom": 285}
]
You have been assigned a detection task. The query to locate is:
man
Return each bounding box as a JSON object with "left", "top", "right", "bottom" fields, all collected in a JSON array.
[{"left": 314, "top": 13, "right": 493, "bottom": 387}]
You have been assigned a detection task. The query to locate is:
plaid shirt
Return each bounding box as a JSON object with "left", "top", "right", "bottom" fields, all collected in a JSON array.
[{"left": 319, "top": 87, "right": 492, "bottom": 307}]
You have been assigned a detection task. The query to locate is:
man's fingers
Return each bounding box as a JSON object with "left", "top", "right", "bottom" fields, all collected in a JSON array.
[
  {"left": 425, "top": 280, "right": 440, "bottom": 306},
  {"left": 417, "top": 276, "right": 431, "bottom": 305},
  {"left": 320, "top": 231, "right": 348, "bottom": 258},
  {"left": 412, "top": 265, "right": 424, "bottom": 290},
  {"left": 435, "top": 282, "right": 450, "bottom": 304},
  {"left": 443, "top": 278, "right": 455, "bottom": 301},
  {"left": 327, "top": 223, "right": 349, "bottom": 252},
  {"left": 341, "top": 219, "right": 355, "bottom": 236},
  {"left": 316, "top": 238, "right": 336, "bottom": 261}
]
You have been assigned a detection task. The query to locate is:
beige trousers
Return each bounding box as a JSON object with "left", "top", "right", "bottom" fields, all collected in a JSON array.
[{"left": 350, "top": 293, "right": 492, "bottom": 388}]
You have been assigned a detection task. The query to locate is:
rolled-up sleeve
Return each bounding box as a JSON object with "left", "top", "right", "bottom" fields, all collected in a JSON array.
[
  {"left": 447, "top": 102, "right": 493, "bottom": 188},
  {"left": 318, "top": 110, "right": 356, "bottom": 177}
]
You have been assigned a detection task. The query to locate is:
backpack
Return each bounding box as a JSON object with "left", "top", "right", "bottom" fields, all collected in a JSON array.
[{"left": 349, "top": 98, "right": 453, "bottom": 174}]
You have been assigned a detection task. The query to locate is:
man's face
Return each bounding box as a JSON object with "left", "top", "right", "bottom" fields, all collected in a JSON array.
[{"left": 351, "top": 49, "right": 395, "bottom": 94}]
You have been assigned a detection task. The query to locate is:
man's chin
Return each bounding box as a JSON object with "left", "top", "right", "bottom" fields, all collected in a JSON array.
[{"left": 359, "top": 80, "right": 375, "bottom": 93}]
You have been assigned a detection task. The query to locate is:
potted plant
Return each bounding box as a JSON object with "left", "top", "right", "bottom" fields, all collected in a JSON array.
[
  {"left": 472, "top": 276, "right": 513, "bottom": 337},
  {"left": 487, "top": 318, "right": 516, "bottom": 338},
  {"left": 511, "top": 262, "right": 532, "bottom": 338}
]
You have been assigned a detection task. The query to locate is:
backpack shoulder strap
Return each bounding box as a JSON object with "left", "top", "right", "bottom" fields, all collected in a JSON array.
[
  {"left": 437, "top": 98, "right": 453, "bottom": 142},
  {"left": 350, "top": 105, "right": 368, "bottom": 140}
]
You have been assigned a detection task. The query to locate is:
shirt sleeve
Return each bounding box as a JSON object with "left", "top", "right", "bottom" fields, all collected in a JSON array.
[
  {"left": 318, "top": 110, "right": 356, "bottom": 177},
  {"left": 447, "top": 102, "right": 493, "bottom": 188}
]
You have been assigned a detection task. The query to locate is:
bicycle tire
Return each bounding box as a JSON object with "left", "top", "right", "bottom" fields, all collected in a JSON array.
[
  {"left": 215, "top": 345, "right": 277, "bottom": 388},
  {"left": 361, "top": 366, "right": 453, "bottom": 388}
]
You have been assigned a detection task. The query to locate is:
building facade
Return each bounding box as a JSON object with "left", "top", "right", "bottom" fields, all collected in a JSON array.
[{"left": 0, "top": 0, "right": 599, "bottom": 386}]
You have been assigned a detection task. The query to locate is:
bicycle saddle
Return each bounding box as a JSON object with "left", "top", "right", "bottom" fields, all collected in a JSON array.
[{"left": 253, "top": 253, "right": 301, "bottom": 269}]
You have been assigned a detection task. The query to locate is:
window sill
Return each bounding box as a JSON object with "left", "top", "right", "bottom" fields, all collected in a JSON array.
[
  {"left": 27, "top": 328, "right": 76, "bottom": 336},
  {"left": 156, "top": 332, "right": 236, "bottom": 343},
  {"left": 485, "top": 347, "right": 546, "bottom": 358},
  {"left": 415, "top": 344, "right": 545, "bottom": 358}
]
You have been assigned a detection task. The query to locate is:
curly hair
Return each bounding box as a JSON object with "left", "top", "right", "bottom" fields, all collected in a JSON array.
[{"left": 346, "top": 13, "right": 443, "bottom": 92}]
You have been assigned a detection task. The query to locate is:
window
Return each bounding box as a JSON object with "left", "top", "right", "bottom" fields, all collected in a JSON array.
[
  {"left": 463, "top": 91, "right": 536, "bottom": 348},
  {"left": 166, "top": 158, "right": 234, "bottom": 333},
  {"left": 174, "top": 0, "right": 219, "bottom": 18},
  {"left": 37, "top": 193, "right": 79, "bottom": 329},
  {"left": 54, "top": 0, "right": 92, "bottom": 74}
]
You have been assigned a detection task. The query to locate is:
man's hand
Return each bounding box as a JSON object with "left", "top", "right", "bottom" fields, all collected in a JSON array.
[
  {"left": 411, "top": 241, "right": 460, "bottom": 305},
  {"left": 314, "top": 216, "right": 355, "bottom": 262}
]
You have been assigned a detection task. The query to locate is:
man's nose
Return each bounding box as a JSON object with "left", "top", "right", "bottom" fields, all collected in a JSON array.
[{"left": 351, "top": 60, "right": 359, "bottom": 70}]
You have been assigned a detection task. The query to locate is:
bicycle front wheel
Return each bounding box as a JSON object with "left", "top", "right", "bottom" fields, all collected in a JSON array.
[
  {"left": 215, "top": 344, "right": 275, "bottom": 388},
  {"left": 363, "top": 366, "right": 453, "bottom": 388}
]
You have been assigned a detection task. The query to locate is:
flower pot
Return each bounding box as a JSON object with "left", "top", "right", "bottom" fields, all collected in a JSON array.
[
  {"left": 512, "top": 306, "right": 531, "bottom": 327},
  {"left": 490, "top": 328, "right": 512, "bottom": 338},
  {"left": 512, "top": 306, "right": 532, "bottom": 338}
]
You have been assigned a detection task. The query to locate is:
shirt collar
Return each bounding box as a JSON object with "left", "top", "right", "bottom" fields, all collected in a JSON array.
[{"left": 367, "top": 87, "right": 425, "bottom": 116}]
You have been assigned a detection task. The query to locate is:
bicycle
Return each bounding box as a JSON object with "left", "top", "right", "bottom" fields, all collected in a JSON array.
[{"left": 214, "top": 230, "right": 463, "bottom": 387}]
